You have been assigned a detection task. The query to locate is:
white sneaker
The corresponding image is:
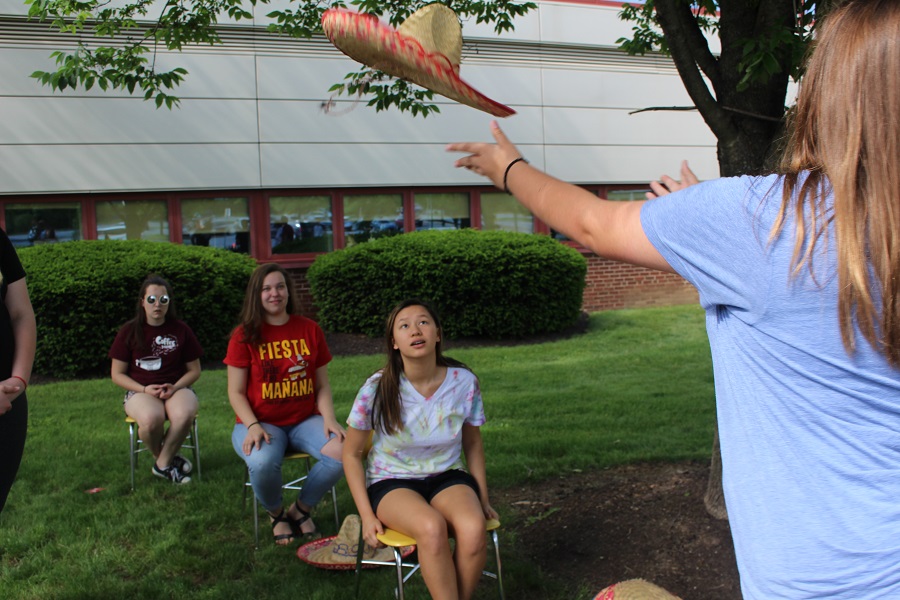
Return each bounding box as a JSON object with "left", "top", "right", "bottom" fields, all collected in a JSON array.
[{"left": 172, "top": 455, "right": 193, "bottom": 475}]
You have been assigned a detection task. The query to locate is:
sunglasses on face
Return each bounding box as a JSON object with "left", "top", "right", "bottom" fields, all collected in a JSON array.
[{"left": 145, "top": 295, "right": 170, "bottom": 306}]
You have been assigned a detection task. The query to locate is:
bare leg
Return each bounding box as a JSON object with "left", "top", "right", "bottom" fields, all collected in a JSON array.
[
  {"left": 158, "top": 389, "right": 198, "bottom": 468},
  {"left": 431, "top": 485, "right": 488, "bottom": 600},
  {"left": 377, "top": 489, "right": 458, "bottom": 600},
  {"left": 124, "top": 394, "right": 166, "bottom": 459}
]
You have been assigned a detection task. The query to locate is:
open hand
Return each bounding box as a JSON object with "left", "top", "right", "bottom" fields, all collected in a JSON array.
[
  {"left": 242, "top": 424, "right": 270, "bottom": 455},
  {"left": 447, "top": 121, "right": 523, "bottom": 189},
  {"left": 646, "top": 160, "right": 699, "bottom": 199}
]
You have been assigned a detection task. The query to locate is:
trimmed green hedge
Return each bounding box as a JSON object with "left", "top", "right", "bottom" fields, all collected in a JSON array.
[
  {"left": 307, "top": 230, "right": 587, "bottom": 338},
  {"left": 18, "top": 240, "right": 256, "bottom": 379}
]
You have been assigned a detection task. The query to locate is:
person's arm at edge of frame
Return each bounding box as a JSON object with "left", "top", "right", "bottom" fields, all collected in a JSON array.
[
  {"left": 342, "top": 426, "right": 384, "bottom": 548},
  {"left": 1, "top": 278, "right": 35, "bottom": 406},
  {"left": 227, "top": 364, "right": 270, "bottom": 454},
  {"left": 314, "top": 365, "right": 346, "bottom": 442},
  {"left": 447, "top": 121, "right": 674, "bottom": 273},
  {"left": 462, "top": 423, "right": 498, "bottom": 521}
]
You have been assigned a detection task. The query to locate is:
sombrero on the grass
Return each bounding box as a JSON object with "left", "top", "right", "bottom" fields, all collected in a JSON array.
[
  {"left": 297, "top": 514, "right": 414, "bottom": 570},
  {"left": 593, "top": 579, "right": 682, "bottom": 600},
  {"left": 321, "top": 3, "right": 516, "bottom": 117}
]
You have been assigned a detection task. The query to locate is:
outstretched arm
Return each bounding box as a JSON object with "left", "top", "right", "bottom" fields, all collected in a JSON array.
[{"left": 448, "top": 122, "right": 674, "bottom": 273}]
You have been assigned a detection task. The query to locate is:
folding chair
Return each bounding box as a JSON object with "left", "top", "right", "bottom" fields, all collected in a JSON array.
[
  {"left": 353, "top": 431, "right": 504, "bottom": 599},
  {"left": 243, "top": 451, "right": 340, "bottom": 548},
  {"left": 126, "top": 415, "right": 200, "bottom": 491},
  {"left": 355, "top": 517, "right": 505, "bottom": 600}
]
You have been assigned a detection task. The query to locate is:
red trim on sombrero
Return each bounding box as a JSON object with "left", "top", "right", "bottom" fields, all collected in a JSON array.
[
  {"left": 296, "top": 534, "right": 415, "bottom": 571},
  {"left": 322, "top": 8, "right": 515, "bottom": 117}
]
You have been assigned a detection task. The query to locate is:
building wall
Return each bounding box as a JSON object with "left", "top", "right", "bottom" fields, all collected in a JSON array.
[
  {"left": 0, "top": 0, "right": 713, "bottom": 315},
  {"left": 0, "top": 0, "right": 720, "bottom": 195}
]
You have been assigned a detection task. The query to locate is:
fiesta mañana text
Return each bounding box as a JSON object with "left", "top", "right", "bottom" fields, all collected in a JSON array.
[
  {"left": 257, "top": 339, "right": 311, "bottom": 360},
  {"left": 262, "top": 378, "right": 314, "bottom": 400}
]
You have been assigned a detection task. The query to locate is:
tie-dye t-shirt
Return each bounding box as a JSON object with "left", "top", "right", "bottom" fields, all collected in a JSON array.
[{"left": 347, "top": 367, "right": 486, "bottom": 485}]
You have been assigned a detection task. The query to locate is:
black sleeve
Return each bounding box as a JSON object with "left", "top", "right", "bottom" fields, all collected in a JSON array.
[{"left": 0, "top": 229, "right": 26, "bottom": 285}]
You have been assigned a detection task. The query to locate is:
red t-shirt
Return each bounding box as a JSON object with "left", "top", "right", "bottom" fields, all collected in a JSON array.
[
  {"left": 224, "top": 314, "right": 332, "bottom": 427},
  {"left": 108, "top": 319, "right": 203, "bottom": 387}
]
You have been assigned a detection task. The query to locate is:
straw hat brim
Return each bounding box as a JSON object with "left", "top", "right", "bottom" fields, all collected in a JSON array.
[
  {"left": 593, "top": 578, "right": 682, "bottom": 600},
  {"left": 296, "top": 515, "right": 415, "bottom": 571},
  {"left": 322, "top": 7, "right": 515, "bottom": 118}
]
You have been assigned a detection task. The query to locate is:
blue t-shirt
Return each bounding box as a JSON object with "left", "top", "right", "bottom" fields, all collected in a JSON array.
[{"left": 641, "top": 174, "right": 900, "bottom": 599}]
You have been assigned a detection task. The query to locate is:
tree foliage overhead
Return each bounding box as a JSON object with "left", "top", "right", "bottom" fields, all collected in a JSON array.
[
  {"left": 617, "top": 0, "right": 844, "bottom": 176},
  {"left": 25, "top": 0, "right": 534, "bottom": 112}
]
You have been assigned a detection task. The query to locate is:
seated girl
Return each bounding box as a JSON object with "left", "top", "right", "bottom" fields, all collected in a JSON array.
[{"left": 343, "top": 299, "right": 497, "bottom": 600}]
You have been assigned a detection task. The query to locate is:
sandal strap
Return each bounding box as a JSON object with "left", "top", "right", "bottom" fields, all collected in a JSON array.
[
  {"left": 269, "top": 508, "right": 299, "bottom": 539},
  {"left": 291, "top": 499, "right": 316, "bottom": 533}
]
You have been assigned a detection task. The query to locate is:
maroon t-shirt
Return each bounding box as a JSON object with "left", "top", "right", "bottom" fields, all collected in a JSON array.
[{"left": 108, "top": 319, "right": 203, "bottom": 387}]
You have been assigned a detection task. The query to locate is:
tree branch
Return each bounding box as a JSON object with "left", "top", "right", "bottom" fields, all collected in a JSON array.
[
  {"left": 654, "top": 0, "right": 738, "bottom": 142},
  {"left": 629, "top": 104, "right": 782, "bottom": 124}
]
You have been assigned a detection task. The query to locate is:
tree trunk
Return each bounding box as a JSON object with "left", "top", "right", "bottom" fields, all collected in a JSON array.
[
  {"left": 653, "top": 0, "right": 797, "bottom": 519},
  {"left": 704, "top": 426, "right": 728, "bottom": 520}
]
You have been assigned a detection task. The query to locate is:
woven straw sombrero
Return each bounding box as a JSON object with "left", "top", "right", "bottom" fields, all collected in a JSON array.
[
  {"left": 593, "top": 579, "right": 682, "bottom": 600},
  {"left": 296, "top": 514, "right": 414, "bottom": 570},
  {"left": 321, "top": 4, "right": 515, "bottom": 117}
]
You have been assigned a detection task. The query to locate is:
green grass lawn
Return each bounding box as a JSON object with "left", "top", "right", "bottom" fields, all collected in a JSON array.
[{"left": 0, "top": 305, "right": 715, "bottom": 599}]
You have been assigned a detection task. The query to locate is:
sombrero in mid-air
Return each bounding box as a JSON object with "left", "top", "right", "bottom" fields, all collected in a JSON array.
[{"left": 321, "top": 3, "right": 516, "bottom": 117}]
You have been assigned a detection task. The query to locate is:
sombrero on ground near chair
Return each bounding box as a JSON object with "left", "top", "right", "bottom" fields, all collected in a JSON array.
[
  {"left": 321, "top": 3, "right": 516, "bottom": 117},
  {"left": 297, "top": 514, "right": 413, "bottom": 570},
  {"left": 593, "top": 578, "right": 682, "bottom": 600}
]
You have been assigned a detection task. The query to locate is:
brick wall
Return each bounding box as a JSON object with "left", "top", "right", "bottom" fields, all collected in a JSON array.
[
  {"left": 581, "top": 254, "right": 698, "bottom": 312},
  {"left": 288, "top": 253, "right": 698, "bottom": 317}
]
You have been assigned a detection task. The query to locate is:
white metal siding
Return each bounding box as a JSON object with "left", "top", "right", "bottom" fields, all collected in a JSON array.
[{"left": 0, "top": 1, "right": 720, "bottom": 195}]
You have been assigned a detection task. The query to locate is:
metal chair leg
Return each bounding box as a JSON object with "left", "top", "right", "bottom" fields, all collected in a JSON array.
[
  {"left": 393, "top": 547, "right": 405, "bottom": 600},
  {"left": 128, "top": 421, "right": 137, "bottom": 491},
  {"left": 492, "top": 529, "right": 505, "bottom": 600},
  {"left": 191, "top": 418, "right": 201, "bottom": 480}
]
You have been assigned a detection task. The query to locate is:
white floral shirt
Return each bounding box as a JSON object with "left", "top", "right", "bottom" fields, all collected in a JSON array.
[{"left": 347, "top": 367, "right": 486, "bottom": 485}]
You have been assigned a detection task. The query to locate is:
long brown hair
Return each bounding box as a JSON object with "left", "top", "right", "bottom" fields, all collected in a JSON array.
[
  {"left": 236, "top": 263, "right": 297, "bottom": 346},
  {"left": 128, "top": 274, "right": 178, "bottom": 351},
  {"left": 372, "top": 299, "right": 471, "bottom": 435},
  {"left": 773, "top": 0, "right": 900, "bottom": 367}
]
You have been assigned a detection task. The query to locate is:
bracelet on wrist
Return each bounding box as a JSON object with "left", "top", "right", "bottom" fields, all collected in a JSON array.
[
  {"left": 503, "top": 157, "right": 528, "bottom": 195},
  {"left": 11, "top": 375, "right": 27, "bottom": 389},
  {"left": 247, "top": 421, "right": 261, "bottom": 430}
]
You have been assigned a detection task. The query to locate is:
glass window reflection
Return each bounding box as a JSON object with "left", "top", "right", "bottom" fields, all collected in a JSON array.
[
  {"left": 4, "top": 202, "right": 82, "bottom": 248},
  {"left": 414, "top": 193, "right": 470, "bottom": 231},
  {"left": 343, "top": 194, "right": 403, "bottom": 246},
  {"left": 96, "top": 200, "right": 169, "bottom": 241},
  {"left": 269, "top": 196, "right": 333, "bottom": 254},
  {"left": 181, "top": 197, "right": 250, "bottom": 253},
  {"left": 480, "top": 192, "right": 533, "bottom": 233}
]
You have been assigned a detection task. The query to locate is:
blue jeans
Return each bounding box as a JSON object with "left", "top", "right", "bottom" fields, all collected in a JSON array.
[{"left": 232, "top": 416, "right": 343, "bottom": 513}]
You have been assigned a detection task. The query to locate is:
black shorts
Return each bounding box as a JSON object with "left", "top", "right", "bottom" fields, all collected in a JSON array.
[{"left": 367, "top": 469, "right": 480, "bottom": 515}]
